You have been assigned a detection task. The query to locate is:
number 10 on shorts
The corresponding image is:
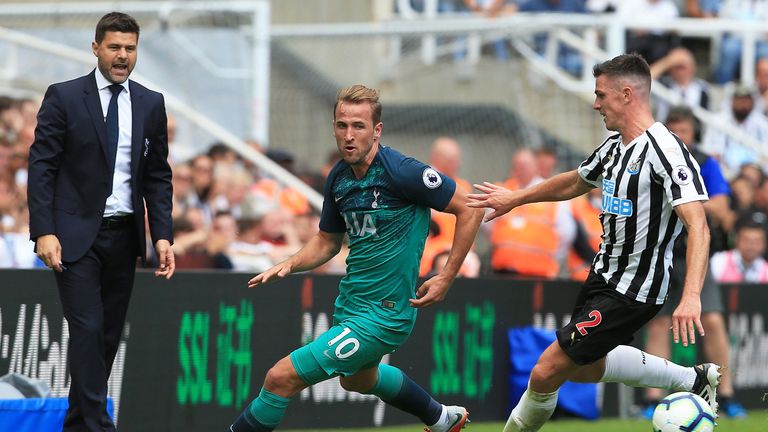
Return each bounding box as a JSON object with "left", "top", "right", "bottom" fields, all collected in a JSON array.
[{"left": 328, "top": 327, "right": 360, "bottom": 359}]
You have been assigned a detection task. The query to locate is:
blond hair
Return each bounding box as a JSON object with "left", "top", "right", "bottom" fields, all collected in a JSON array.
[{"left": 334, "top": 85, "right": 382, "bottom": 124}]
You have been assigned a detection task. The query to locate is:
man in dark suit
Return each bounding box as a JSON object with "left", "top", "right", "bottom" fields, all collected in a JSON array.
[{"left": 28, "top": 12, "right": 175, "bottom": 431}]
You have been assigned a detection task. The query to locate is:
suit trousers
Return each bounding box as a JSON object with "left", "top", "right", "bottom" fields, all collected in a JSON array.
[{"left": 54, "top": 219, "right": 138, "bottom": 432}]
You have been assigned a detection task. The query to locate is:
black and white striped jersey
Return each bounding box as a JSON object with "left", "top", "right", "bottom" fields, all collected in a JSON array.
[{"left": 577, "top": 122, "right": 708, "bottom": 304}]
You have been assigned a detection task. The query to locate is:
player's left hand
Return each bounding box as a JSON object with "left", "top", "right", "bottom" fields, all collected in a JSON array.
[
  {"left": 410, "top": 274, "right": 453, "bottom": 308},
  {"left": 154, "top": 239, "right": 175, "bottom": 279},
  {"left": 671, "top": 294, "right": 704, "bottom": 347}
]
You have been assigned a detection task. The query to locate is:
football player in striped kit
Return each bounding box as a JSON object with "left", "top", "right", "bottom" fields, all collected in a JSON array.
[{"left": 468, "top": 53, "right": 720, "bottom": 432}]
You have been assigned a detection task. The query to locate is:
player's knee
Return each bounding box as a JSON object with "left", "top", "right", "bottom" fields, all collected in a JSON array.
[
  {"left": 264, "top": 363, "right": 300, "bottom": 393},
  {"left": 338, "top": 377, "right": 358, "bottom": 392},
  {"left": 530, "top": 362, "right": 557, "bottom": 385},
  {"left": 701, "top": 312, "right": 724, "bottom": 327},
  {"left": 338, "top": 376, "right": 370, "bottom": 393}
]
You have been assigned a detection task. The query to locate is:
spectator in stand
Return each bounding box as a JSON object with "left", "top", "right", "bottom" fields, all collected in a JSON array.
[
  {"left": 461, "top": 0, "right": 517, "bottom": 61},
  {"left": 719, "top": 58, "right": 768, "bottom": 115},
  {"left": 171, "top": 212, "right": 211, "bottom": 269},
  {"left": 534, "top": 146, "right": 559, "bottom": 179},
  {"left": 10, "top": 142, "right": 29, "bottom": 195},
  {"left": 567, "top": 188, "right": 603, "bottom": 280},
  {"left": 670, "top": 107, "right": 736, "bottom": 250},
  {"left": 210, "top": 164, "right": 255, "bottom": 220},
  {"left": 250, "top": 148, "right": 310, "bottom": 216},
  {"left": 258, "top": 207, "right": 302, "bottom": 262},
  {"left": 650, "top": 48, "right": 711, "bottom": 125},
  {"left": 171, "top": 163, "right": 194, "bottom": 220},
  {"left": 0, "top": 140, "right": 11, "bottom": 182},
  {"left": 617, "top": 0, "right": 680, "bottom": 64},
  {"left": 207, "top": 211, "right": 236, "bottom": 269},
  {"left": 429, "top": 136, "right": 471, "bottom": 191},
  {"left": 172, "top": 208, "right": 232, "bottom": 269},
  {"left": 710, "top": 214, "right": 768, "bottom": 282},
  {"left": 0, "top": 177, "right": 40, "bottom": 268},
  {"left": 730, "top": 174, "right": 756, "bottom": 212},
  {"left": 702, "top": 84, "right": 768, "bottom": 176},
  {"left": 0, "top": 177, "right": 23, "bottom": 233},
  {"left": 227, "top": 215, "right": 278, "bottom": 273},
  {"left": 208, "top": 141, "right": 239, "bottom": 167},
  {"left": 641, "top": 106, "right": 746, "bottom": 419},
  {"left": 740, "top": 176, "right": 768, "bottom": 238},
  {"left": 241, "top": 138, "right": 265, "bottom": 179},
  {"left": 737, "top": 161, "right": 765, "bottom": 187},
  {"left": 422, "top": 137, "right": 477, "bottom": 277},
  {"left": 708, "top": 0, "right": 768, "bottom": 84},
  {"left": 684, "top": 0, "right": 716, "bottom": 17},
  {"left": 517, "top": 0, "right": 589, "bottom": 76},
  {"left": 9, "top": 98, "right": 36, "bottom": 194},
  {"left": 190, "top": 154, "right": 215, "bottom": 225},
  {"left": 728, "top": 164, "right": 764, "bottom": 212},
  {"left": 462, "top": 0, "right": 517, "bottom": 17},
  {"left": 489, "top": 148, "right": 575, "bottom": 278}
]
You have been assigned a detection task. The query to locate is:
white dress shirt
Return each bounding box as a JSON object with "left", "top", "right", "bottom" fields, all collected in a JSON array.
[{"left": 95, "top": 70, "right": 133, "bottom": 217}]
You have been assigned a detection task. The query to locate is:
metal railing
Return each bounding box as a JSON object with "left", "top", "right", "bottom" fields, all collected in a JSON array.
[{"left": 272, "top": 10, "right": 768, "bottom": 173}]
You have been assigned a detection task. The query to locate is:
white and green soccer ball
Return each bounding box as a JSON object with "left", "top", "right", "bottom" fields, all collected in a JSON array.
[{"left": 652, "top": 392, "right": 716, "bottom": 432}]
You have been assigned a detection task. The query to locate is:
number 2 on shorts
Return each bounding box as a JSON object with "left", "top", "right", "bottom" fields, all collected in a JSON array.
[
  {"left": 575, "top": 310, "right": 602, "bottom": 336},
  {"left": 327, "top": 327, "right": 360, "bottom": 359}
]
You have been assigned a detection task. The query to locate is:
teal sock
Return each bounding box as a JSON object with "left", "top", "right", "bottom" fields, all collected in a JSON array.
[
  {"left": 370, "top": 363, "right": 405, "bottom": 400},
  {"left": 244, "top": 387, "right": 290, "bottom": 429},
  {"left": 368, "top": 364, "right": 442, "bottom": 425}
]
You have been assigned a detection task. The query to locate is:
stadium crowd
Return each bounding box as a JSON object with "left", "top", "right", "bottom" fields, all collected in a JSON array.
[
  {"left": 2, "top": 1, "right": 768, "bottom": 283},
  {"left": 2, "top": 103, "right": 767, "bottom": 284}
]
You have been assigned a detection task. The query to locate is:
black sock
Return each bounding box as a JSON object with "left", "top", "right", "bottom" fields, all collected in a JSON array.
[
  {"left": 229, "top": 410, "right": 273, "bottom": 432},
  {"left": 380, "top": 372, "right": 443, "bottom": 425}
]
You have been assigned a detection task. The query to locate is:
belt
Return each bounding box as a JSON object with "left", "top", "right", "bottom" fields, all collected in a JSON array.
[{"left": 101, "top": 214, "right": 134, "bottom": 229}]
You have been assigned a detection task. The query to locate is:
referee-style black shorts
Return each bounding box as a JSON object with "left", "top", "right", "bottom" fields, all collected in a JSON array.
[{"left": 556, "top": 270, "right": 663, "bottom": 365}]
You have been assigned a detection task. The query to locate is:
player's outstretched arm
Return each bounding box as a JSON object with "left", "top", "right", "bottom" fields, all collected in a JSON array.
[
  {"left": 671, "top": 201, "right": 710, "bottom": 346},
  {"left": 248, "top": 230, "right": 343, "bottom": 288},
  {"left": 411, "top": 185, "right": 484, "bottom": 308},
  {"left": 467, "top": 170, "right": 592, "bottom": 222}
]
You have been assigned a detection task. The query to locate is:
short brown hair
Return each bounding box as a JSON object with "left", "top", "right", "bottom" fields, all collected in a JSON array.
[
  {"left": 593, "top": 53, "right": 651, "bottom": 93},
  {"left": 334, "top": 85, "right": 382, "bottom": 125},
  {"left": 95, "top": 12, "right": 140, "bottom": 43}
]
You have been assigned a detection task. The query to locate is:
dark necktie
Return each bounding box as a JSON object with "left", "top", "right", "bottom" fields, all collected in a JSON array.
[{"left": 105, "top": 84, "right": 122, "bottom": 174}]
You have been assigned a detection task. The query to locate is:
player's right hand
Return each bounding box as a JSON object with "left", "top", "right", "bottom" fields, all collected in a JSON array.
[
  {"left": 36, "top": 234, "right": 64, "bottom": 272},
  {"left": 466, "top": 182, "right": 519, "bottom": 222},
  {"left": 248, "top": 262, "right": 292, "bottom": 288}
]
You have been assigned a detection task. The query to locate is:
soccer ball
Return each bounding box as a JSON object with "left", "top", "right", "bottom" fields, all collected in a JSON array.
[{"left": 652, "top": 392, "right": 716, "bottom": 432}]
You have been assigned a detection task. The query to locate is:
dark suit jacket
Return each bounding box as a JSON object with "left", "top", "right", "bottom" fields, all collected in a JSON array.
[{"left": 28, "top": 70, "right": 173, "bottom": 262}]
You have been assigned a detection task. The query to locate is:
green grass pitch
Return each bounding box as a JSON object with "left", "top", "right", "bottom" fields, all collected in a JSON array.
[{"left": 285, "top": 410, "right": 768, "bottom": 431}]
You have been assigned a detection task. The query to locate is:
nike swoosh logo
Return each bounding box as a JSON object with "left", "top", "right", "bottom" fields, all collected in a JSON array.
[
  {"left": 448, "top": 413, "right": 463, "bottom": 428},
  {"left": 322, "top": 349, "right": 335, "bottom": 360},
  {"left": 335, "top": 196, "right": 342, "bottom": 202}
]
